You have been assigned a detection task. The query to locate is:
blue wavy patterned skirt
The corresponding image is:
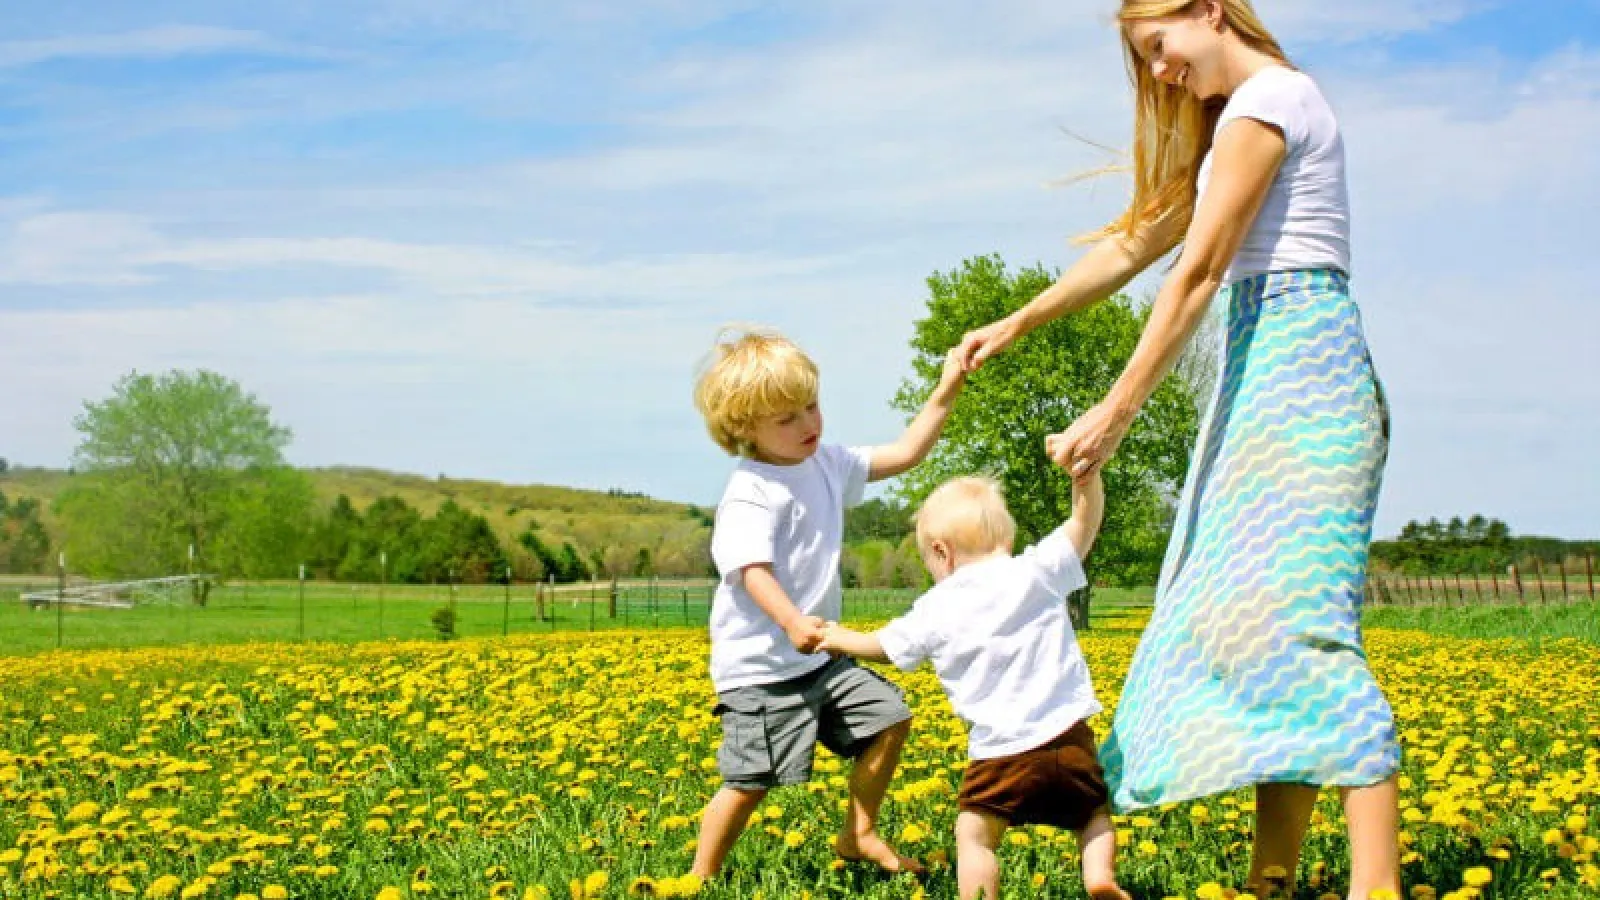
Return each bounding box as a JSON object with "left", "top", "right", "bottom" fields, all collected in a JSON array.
[{"left": 1102, "top": 268, "right": 1400, "bottom": 811}]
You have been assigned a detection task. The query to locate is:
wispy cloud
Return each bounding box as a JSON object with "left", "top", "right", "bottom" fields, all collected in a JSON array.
[{"left": 0, "top": 25, "right": 296, "bottom": 69}]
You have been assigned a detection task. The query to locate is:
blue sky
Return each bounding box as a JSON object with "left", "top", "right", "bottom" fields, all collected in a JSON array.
[{"left": 1, "top": 1, "right": 1596, "bottom": 539}]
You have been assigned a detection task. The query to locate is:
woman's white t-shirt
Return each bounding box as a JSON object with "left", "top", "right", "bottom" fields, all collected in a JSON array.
[{"left": 1196, "top": 65, "right": 1351, "bottom": 284}]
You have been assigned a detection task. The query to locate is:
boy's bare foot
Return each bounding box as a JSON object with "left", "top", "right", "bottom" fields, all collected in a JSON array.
[
  {"left": 834, "top": 832, "right": 926, "bottom": 875},
  {"left": 1084, "top": 880, "right": 1132, "bottom": 900}
]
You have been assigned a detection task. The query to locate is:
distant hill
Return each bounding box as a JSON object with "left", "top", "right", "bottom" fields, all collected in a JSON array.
[{"left": 0, "top": 465, "right": 712, "bottom": 565}]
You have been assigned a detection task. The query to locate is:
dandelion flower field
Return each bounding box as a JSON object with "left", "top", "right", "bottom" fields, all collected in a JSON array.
[{"left": 2, "top": 625, "right": 1597, "bottom": 899}]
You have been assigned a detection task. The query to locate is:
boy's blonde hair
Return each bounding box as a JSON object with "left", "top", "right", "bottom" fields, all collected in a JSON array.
[
  {"left": 693, "top": 327, "right": 820, "bottom": 457},
  {"left": 915, "top": 476, "right": 1017, "bottom": 560}
]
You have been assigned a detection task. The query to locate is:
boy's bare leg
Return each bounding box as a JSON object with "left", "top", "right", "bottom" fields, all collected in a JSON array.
[
  {"left": 834, "top": 719, "right": 925, "bottom": 873},
  {"left": 1249, "top": 782, "right": 1318, "bottom": 898},
  {"left": 1341, "top": 777, "right": 1402, "bottom": 900},
  {"left": 955, "top": 810, "right": 1006, "bottom": 900},
  {"left": 689, "top": 785, "right": 767, "bottom": 878},
  {"left": 1077, "top": 807, "right": 1132, "bottom": 900}
]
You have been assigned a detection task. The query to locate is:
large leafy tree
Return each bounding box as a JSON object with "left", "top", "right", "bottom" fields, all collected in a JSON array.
[
  {"left": 56, "top": 370, "right": 312, "bottom": 581},
  {"left": 893, "top": 255, "right": 1204, "bottom": 590}
]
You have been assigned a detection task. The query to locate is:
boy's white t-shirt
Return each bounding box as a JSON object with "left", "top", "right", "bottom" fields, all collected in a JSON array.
[
  {"left": 1196, "top": 65, "right": 1351, "bottom": 284},
  {"left": 708, "top": 443, "right": 872, "bottom": 692},
  {"left": 876, "top": 526, "right": 1100, "bottom": 760}
]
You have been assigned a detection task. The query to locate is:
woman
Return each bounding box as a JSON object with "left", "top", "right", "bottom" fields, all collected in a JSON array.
[{"left": 955, "top": 1, "right": 1401, "bottom": 897}]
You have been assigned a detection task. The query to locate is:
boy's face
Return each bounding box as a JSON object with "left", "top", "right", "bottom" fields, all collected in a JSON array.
[{"left": 747, "top": 401, "right": 822, "bottom": 465}]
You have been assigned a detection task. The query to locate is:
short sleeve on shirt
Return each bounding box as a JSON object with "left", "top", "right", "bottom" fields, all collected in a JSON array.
[
  {"left": 710, "top": 490, "right": 778, "bottom": 577},
  {"left": 819, "top": 444, "right": 873, "bottom": 509},
  {"left": 1022, "top": 526, "right": 1089, "bottom": 598},
  {"left": 876, "top": 603, "right": 940, "bottom": 672},
  {"left": 1218, "top": 67, "right": 1310, "bottom": 152}
]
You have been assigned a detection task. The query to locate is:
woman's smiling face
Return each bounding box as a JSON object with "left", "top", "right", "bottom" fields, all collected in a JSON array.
[{"left": 1125, "top": 1, "right": 1227, "bottom": 99}]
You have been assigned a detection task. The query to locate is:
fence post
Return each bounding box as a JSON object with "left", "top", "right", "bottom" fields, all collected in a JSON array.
[
  {"left": 378, "top": 551, "right": 387, "bottom": 641},
  {"left": 56, "top": 552, "right": 65, "bottom": 650},
  {"left": 1588, "top": 553, "right": 1596, "bottom": 603},
  {"left": 1454, "top": 573, "right": 1466, "bottom": 606},
  {"left": 1490, "top": 569, "right": 1501, "bottom": 605},
  {"left": 1533, "top": 559, "right": 1547, "bottom": 605},
  {"left": 1510, "top": 565, "right": 1523, "bottom": 602},
  {"left": 1557, "top": 558, "right": 1569, "bottom": 604},
  {"left": 503, "top": 565, "right": 512, "bottom": 637}
]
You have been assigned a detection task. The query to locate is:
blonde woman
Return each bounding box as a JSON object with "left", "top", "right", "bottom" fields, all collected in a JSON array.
[{"left": 956, "top": 1, "right": 1401, "bottom": 896}]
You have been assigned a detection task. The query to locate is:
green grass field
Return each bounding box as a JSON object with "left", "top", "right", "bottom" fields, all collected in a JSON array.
[
  {"left": 1364, "top": 600, "right": 1600, "bottom": 645},
  {"left": 5, "top": 577, "right": 1597, "bottom": 657},
  {"left": 0, "top": 582, "right": 1159, "bottom": 656}
]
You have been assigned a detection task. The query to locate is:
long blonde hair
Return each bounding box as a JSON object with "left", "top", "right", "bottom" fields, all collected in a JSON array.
[{"left": 1087, "top": 0, "right": 1290, "bottom": 246}]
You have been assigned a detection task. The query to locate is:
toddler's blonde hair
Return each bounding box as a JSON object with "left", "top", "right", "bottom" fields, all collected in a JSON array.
[
  {"left": 693, "top": 327, "right": 820, "bottom": 457},
  {"left": 915, "top": 476, "right": 1016, "bottom": 560}
]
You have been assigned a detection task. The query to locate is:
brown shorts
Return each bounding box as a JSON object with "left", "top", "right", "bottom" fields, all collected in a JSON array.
[{"left": 958, "top": 720, "right": 1109, "bottom": 830}]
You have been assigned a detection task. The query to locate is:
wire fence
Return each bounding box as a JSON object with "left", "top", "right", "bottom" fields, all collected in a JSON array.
[
  {"left": 0, "top": 574, "right": 1160, "bottom": 656},
  {"left": 0, "top": 576, "right": 930, "bottom": 656},
  {"left": 17, "top": 557, "right": 1584, "bottom": 656},
  {"left": 1367, "top": 557, "right": 1597, "bottom": 607}
]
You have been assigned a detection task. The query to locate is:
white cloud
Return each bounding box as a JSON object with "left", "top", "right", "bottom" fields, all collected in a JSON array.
[{"left": 0, "top": 26, "right": 286, "bottom": 69}]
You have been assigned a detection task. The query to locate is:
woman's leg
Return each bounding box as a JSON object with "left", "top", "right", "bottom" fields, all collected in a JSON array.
[
  {"left": 1249, "top": 782, "right": 1318, "bottom": 897},
  {"left": 1341, "top": 776, "right": 1402, "bottom": 900}
]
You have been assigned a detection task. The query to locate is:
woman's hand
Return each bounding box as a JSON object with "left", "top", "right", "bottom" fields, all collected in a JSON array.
[
  {"left": 955, "top": 316, "right": 1022, "bottom": 372},
  {"left": 1046, "top": 401, "right": 1133, "bottom": 478}
]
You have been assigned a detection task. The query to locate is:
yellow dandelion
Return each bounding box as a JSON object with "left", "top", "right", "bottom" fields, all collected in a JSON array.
[{"left": 146, "top": 875, "right": 183, "bottom": 899}]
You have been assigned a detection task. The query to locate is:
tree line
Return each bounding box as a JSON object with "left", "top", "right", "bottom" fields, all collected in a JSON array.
[{"left": 1371, "top": 516, "right": 1597, "bottom": 576}]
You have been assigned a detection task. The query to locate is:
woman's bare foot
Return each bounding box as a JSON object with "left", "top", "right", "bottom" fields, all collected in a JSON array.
[{"left": 834, "top": 832, "right": 926, "bottom": 875}]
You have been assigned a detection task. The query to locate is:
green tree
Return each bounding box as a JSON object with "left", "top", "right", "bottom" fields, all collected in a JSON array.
[
  {"left": 845, "top": 497, "right": 913, "bottom": 544},
  {"left": 210, "top": 466, "right": 314, "bottom": 580},
  {"left": 56, "top": 370, "right": 314, "bottom": 583},
  {"left": 354, "top": 496, "right": 426, "bottom": 582},
  {"left": 892, "top": 255, "right": 1202, "bottom": 593},
  {"left": 415, "top": 499, "right": 506, "bottom": 583},
  {"left": 0, "top": 490, "right": 52, "bottom": 574}
]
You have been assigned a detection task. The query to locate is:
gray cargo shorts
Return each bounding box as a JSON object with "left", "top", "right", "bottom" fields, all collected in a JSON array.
[{"left": 714, "top": 655, "right": 911, "bottom": 790}]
